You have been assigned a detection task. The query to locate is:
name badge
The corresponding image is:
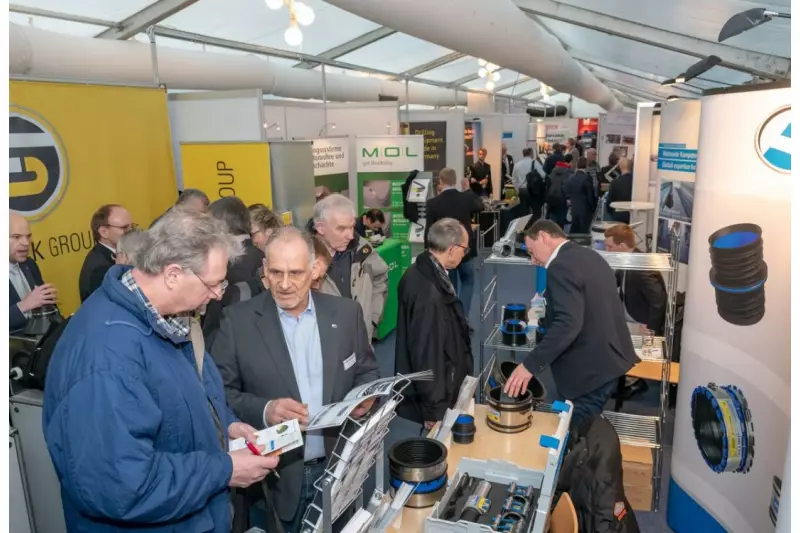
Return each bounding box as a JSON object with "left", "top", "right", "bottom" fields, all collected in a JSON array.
[{"left": 343, "top": 353, "right": 356, "bottom": 371}]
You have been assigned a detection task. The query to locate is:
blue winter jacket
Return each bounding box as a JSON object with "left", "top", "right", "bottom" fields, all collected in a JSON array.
[{"left": 43, "top": 265, "right": 237, "bottom": 532}]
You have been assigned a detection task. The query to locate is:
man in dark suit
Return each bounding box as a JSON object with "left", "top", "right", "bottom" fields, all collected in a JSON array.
[
  {"left": 504, "top": 220, "right": 640, "bottom": 430},
  {"left": 79, "top": 204, "right": 134, "bottom": 302},
  {"left": 565, "top": 156, "right": 597, "bottom": 235},
  {"left": 9, "top": 212, "right": 57, "bottom": 331},
  {"left": 469, "top": 147, "right": 493, "bottom": 198},
  {"left": 606, "top": 157, "right": 634, "bottom": 224},
  {"left": 543, "top": 143, "right": 565, "bottom": 177},
  {"left": 211, "top": 226, "right": 379, "bottom": 533},
  {"left": 501, "top": 143, "right": 514, "bottom": 187},
  {"left": 425, "top": 168, "right": 484, "bottom": 317}
]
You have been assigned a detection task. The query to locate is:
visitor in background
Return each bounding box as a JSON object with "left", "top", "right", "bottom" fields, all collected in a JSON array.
[
  {"left": 511, "top": 147, "right": 534, "bottom": 214},
  {"left": 114, "top": 229, "right": 149, "bottom": 266},
  {"left": 79, "top": 204, "right": 134, "bottom": 302},
  {"left": 425, "top": 168, "right": 484, "bottom": 317},
  {"left": 176, "top": 188, "right": 210, "bottom": 212},
  {"left": 565, "top": 156, "right": 596, "bottom": 235},
  {"left": 543, "top": 143, "right": 565, "bottom": 177},
  {"left": 586, "top": 148, "right": 600, "bottom": 197},
  {"left": 546, "top": 157, "right": 572, "bottom": 229},
  {"left": 469, "top": 147, "right": 493, "bottom": 198},
  {"left": 311, "top": 235, "right": 334, "bottom": 292},
  {"left": 599, "top": 152, "right": 620, "bottom": 193},
  {"left": 312, "top": 194, "right": 389, "bottom": 340},
  {"left": 501, "top": 143, "right": 514, "bottom": 187},
  {"left": 355, "top": 208, "right": 386, "bottom": 239},
  {"left": 44, "top": 208, "right": 278, "bottom": 532},
  {"left": 249, "top": 205, "right": 283, "bottom": 251},
  {"left": 395, "top": 218, "right": 474, "bottom": 431},
  {"left": 607, "top": 157, "right": 634, "bottom": 224},
  {"left": 566, "top": 138, "right": 581, "bottom": 168},
  {"left": 10, "top": 211, "right": 58, "bottom": 331}
]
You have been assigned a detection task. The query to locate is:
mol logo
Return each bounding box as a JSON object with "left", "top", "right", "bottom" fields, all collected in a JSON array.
[
  {"left": 756, "top": 105, "right": 790, "bottom": 173},
  {"left": 9, "top": 106, "right": 69, "bottom": 221},
  {"left": 361, "top": 146, "right": 419, "bottom": 158}
]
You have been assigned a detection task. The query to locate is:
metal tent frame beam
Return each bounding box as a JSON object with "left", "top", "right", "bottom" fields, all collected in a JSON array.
[
  {"left": 293, "top": 26, "right": 396, "bottom": 69},
  {"left": 571, "top": 51, "right": 705, "bottom": 94},
  {"left": 495, "top": 75, "right": 534, "bottom": 93},
  {"left": 582, "top": 63, "right": 700, "bottom": 99},
  {"left": 399, "top": 51, "right": 466, "bottom": 77},
  {"left": 515, "top": 0, "right": 790, "bottom": 80},
  {"left": 95, "top": 0, "right": 199, "bottom": 40},
  {"left": 10, "top": 4, "right": 117, "bottom": 27}
]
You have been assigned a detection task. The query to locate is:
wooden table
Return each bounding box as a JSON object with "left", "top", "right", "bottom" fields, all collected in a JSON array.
[
  {"left": 390, "top": 405, "right": 560, "bottom": 532},
  {"left": 627, "top": 361, "right": 680, "bottom": 384}
]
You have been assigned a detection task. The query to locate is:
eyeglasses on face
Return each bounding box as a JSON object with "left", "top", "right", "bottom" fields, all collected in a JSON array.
[
  {"left": 105, "top": 223, "right": 138, "bottom": 232},
  {"left": 188, "top": 269, "right": 229, "bottom": 299}
]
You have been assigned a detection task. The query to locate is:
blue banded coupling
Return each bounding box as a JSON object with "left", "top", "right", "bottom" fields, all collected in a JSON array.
[
  {"left": 388, "top": 438, "right": 448, "bottom": 508},
  {"left": 501, "top": 494, "right": 530, "bottom": 518},
  {"left": 491, "top": 513, "right": 525, "bottom": 533},
  {"left": 690, "top": 383, "right": 755, "bottom": 474},
  {"left": 506, "top": 482, "right": 534, "bottom": 506}
]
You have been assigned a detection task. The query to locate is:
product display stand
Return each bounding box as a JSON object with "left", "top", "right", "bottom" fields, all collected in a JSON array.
[
  {"left": 301, "top": 378, "right": 411, "bottom": 533},
  {"left": 477, "top": 230, "right": 681, "bottom": 510}
]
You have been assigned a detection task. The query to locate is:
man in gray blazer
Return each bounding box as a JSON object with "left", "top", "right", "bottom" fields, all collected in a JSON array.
[{"left": 211, "top": 226, "right": 380, "bottom": 533}]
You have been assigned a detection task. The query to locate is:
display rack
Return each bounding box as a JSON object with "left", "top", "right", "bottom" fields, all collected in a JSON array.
[{"left": 477, "top": 228, "right": 681, "bottom": 511}]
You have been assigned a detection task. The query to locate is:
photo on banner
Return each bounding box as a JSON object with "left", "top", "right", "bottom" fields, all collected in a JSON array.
[{"left": 10, "top": 80, "right": 176, "bottom": 314}]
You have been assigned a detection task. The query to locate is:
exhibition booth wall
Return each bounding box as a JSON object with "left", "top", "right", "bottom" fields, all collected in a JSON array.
[
  {"left": 667, "top": 82, "right": 791, "bottom": 533},
  {"left": 403, "top": 109, "right": 466, "bottom": 181}
]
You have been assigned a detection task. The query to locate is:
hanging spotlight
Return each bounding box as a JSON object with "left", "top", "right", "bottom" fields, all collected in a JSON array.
[
  {"left": 265, "top": 0, "right": 284, "bottom": 9},
  {"left": 485, "top": 81, "right": 496, "bottom": 91},
  {"left": 662, "top": 55, "right": 721, "bottom": 86},
  {"left": 718, "top": 8, "right": 790, "bottom": 42},
  {"left": 491, "top": 71, "right": 501, "bottom": 82},
  {"left": 284, "top": 20, "right": 303, "bottom": 47},
  {"left": 486, "top": 63, "right": 498, "bottom": 72},
  {"left": 293, "top": 1, "right": 315, "bottom": 26},
  {"left": 478, "top": 67, "right": 488, "bottom": 78}
]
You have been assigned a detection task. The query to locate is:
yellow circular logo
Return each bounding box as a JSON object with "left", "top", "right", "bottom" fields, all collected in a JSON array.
[{"left": 9, "top": 105, "right": 69, "bottom": 221}]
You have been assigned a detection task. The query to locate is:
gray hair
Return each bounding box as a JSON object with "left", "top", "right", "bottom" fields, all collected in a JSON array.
[
  {"left": 313, "top": 194, "right": 356, "bottom": 226},
  {"left": 264, "top": 226, "right": 316, "bottom": 267},
  {"left": 136, "top": 208, "right": 243, "bottom": 275},
  {"left": 176, "top": 188, "right": 210, "bottom": 207},
  {"left": 116, "top": 229, "right": 149, "bottom": 265},
  {"left": 427, "top": 218, "right": 466, "bottom": 253}
]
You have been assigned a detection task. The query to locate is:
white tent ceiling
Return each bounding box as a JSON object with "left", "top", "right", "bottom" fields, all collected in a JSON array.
[{"left": 8, "top": 0, "right": 791, "bottom": 110}]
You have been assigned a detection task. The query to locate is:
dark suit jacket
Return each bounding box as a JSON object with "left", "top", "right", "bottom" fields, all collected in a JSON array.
[
  {"left": 425, "top": 188, "right": 484, "bottom": 262},
  {"left": 210, "top": 291, "right": 380, "bottom": 522},
  {"left": 565, "top": 170, "right": 596, "bottom": 222},
  {"left": 469, "top": 161, "right": 493, "bottom": 197},
  {"left": 617, "top": 269, "right": 667, "bottom": 335},
  {"left": 543, "top": 152, "right": 565, "bottom": 177},
  {"left": 9, "top": 258, "right": 45, "bottom": 331},
  {"left": 607, "top": 172, "right": 633, "bottom": 223},
  {"left": 523, "top": 242, "right": 639, "bottom": 399},
  {"left": 79, "top": 243, "right": 115, "bottom": 302}
]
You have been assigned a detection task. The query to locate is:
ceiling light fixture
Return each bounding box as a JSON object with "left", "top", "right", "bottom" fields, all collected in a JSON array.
[
  {"left": 266, "top": 0, "right": 284, "bottom": 9},
  {"left": 267, "top": 0, "right": 315, "bottom": 47},
  {"left": 284, "top": 20, "right": 303, "bottom": 47},
  {"left": 477, "top": 59, "right": 501, "bottom": 91},
  {"left": 718, "top": 8, "right": 790, "bottom": 42},
  {"left": 662, "top": 55, "right": 722, "bottom": 86}
]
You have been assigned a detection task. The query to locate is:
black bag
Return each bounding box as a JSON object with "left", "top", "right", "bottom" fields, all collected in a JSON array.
[
  {"left": 526, "top": 169, "right": 546, "bottom": 201},
  {"left": 18, "top": 315, "right": 71, "bottom": 390},
  {"left": 547, "top": 173, "right": 567, "bottom": 208}
]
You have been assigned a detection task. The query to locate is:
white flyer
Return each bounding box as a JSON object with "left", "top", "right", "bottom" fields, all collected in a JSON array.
[
  {"left": 228, "top": 419, "right": 304, "bottom": 456},
  {"left": 306, "top": 398, "right": 365, "bottom": 430}
]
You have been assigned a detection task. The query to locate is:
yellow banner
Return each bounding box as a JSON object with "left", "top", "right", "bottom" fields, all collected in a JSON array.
[
  {"left": 10, "top": 81, "right": 176, "bottom": 314},
  {"left": 180, "top": 142, "right": 273, "bottom": 208}
]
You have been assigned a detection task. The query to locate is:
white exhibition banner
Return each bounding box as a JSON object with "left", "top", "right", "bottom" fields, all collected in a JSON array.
[
  {"left": 598, "top": 111, "right": 637, "bottom": 167},
  {"left": 312, "top": 137, "right": 349, "bottom": 176},
  {"left": 355, "top": 135, "right": 425, "bottom": 172},
  {"left": 667, "top": 85, "right": 791, "bottom": 533},
  {"left": 540, "top": 118, "right": 577, "bottom": 146}
]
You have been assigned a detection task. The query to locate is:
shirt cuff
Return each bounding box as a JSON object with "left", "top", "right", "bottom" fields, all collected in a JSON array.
[{"left": 262, "top": 400, "right": 272, "bottom": 429}]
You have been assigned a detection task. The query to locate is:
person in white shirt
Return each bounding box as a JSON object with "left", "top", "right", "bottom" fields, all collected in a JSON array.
[
  {"left": 9, "top": 211, "right": 57, "bottom": 331},
  {"left": 511, "top": 147, "right": 534, "bottom": 214}
]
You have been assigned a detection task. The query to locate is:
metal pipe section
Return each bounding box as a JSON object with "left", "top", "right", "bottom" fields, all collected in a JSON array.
[
  {"left": 8, "top": 23, "right": 466, "bottom": 107},
  {"left": 324, "top": 0, "right": 623, "bottom": 111}
]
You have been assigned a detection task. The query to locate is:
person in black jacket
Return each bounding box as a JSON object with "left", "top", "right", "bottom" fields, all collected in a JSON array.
[
  {"left": 504, "top": 220, "right": 639, "bottom": 430},
  {"left": 79, "top": 204, "right": 134, "bottom": 302},
  {"left": 543, "top": 143, "right": 565, "bottom": 177},
  {"left": 565, "top": 156, "right": 596, "bottom": 235},
  {"left": 9, "top": 212, "right": 58, "bottom": 331},
  {"left": 425, "top": 168, "right": 485, "bottom": 317},
  {"left": 604, "top": 225, "right": 667, "bottom": 334},
  {"left": 546, "top": 159, "right": 572, "bottom": 229},
  {"left": 598, "top": 152, "right": 619, "bottom": 195},
  {"left": 468, "top": 148, "right": 493, "bottom": 198},
  {"left": 396, "top": 218, "right": 474, "bottom": 430},
  {"left": 606, "top": 157, "right": 634, "bottom": 224}
]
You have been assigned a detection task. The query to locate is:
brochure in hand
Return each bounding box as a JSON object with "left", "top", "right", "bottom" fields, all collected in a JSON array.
[{"left": 228, "top": 419, "right": 304, "bottom": 456}]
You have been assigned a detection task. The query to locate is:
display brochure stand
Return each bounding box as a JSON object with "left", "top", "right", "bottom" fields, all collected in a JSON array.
[
  {"left": 300, "top": 377, "right": 412, "bottom": 533},
  {"left": 478, "top": 229, "right": 681, "bottom": 511}
]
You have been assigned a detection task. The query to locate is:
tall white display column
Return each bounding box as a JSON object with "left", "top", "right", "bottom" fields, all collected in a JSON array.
[{"left": 667, "top": 83, "right": 791, "bottom": 533}]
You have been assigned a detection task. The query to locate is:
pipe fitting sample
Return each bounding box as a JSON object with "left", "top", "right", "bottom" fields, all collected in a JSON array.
[
  {"left": 452, "top": 414, "right": 476, "bottom": 445},
  {"left": 690, "top": 383, "right": 755, "bottom": 474},
  {"left": 388, "top": 438, "right": 448, "bottom": 508},
  {"left": 500, "top": 319, "right": 528, "bottom": 347},
  {"left": 486, "top": 386, "right": 533, "bottom": 434},
  {"left": 708, "top": 223, "right": 767, "bottom": 326}
]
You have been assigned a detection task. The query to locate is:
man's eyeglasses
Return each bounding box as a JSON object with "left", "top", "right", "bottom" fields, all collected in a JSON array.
[
  {"left": 189, "top": 270, "right": 228, "bottom": 299},
  {"left": 105, "top": 223, "right": 138, "bottom": 232},
  {"left": 453, "top": 244, "right": 470, "bottom": 255}
]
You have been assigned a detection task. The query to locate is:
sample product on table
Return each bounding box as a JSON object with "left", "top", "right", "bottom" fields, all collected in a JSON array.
[
  {"left": 690, "top": 382, "right": 754, "bottom": 474},
  {"left": 388, "top": 438, "right": 448, "bottom": 508},
  {"left": 707, "top": 223, "right": 767, "bottom": 326},
  {"left": 486, "top": 386, "right": 534, "bottom": 434}
]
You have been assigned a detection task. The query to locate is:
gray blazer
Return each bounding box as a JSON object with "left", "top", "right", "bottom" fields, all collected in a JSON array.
[{"left": 210, "top": 290, "right": 380, "bottom": 522}]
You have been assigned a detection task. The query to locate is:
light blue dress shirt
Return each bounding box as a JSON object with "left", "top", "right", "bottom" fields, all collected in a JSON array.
[{"left": 277, "top": 295, "right": 325, "bottom": 461}]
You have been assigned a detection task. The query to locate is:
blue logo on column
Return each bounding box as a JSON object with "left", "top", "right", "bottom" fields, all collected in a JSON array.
[{"left": 756, "top": 106, "right": 791, "bottom": 173}]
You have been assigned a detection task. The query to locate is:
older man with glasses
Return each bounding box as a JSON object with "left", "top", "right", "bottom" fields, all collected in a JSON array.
[
  {"left": 43, "top": 208, "right": 280, "bottom": 533},
  {"left": 79, "top": 203, "right": 136, "bottom": 302}
]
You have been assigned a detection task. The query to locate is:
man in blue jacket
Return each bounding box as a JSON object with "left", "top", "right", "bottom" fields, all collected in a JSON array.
[{"left": 43, "top": 208, "right": 280, "bottom": 532}]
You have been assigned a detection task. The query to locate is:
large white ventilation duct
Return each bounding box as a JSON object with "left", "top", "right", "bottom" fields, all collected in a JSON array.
[
  {"left": 8, "top": 23, "right": 466, "bottom": 107},
  {"left": 324, "top": 0, "right": 623, "bottom": 111}
]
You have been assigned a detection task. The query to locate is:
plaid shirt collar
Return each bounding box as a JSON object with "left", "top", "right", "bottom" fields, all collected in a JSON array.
[{"left": 121, "top": 270, "right": 191, "bottom": 338}]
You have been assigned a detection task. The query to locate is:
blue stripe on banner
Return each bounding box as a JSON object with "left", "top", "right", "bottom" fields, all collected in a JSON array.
[
  {"left": 659, "top": 143, "right": 687, "bottom": 149},
  {"left": 535, "top": 265, "right": 546, "bottom": 295},
  {"left": 667, "top": 478, "right": 726, "bottom": 533},
  {"left": 782, "top": 123, "right": 791, "bottom": 138},
  {"left": 764, "top": 147, "right": 791, "bottom": 171}
]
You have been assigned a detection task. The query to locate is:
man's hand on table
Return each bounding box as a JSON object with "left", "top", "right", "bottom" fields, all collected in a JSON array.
[
  {"left": 424, "top": 421, "right": 437, "bottom": 431},
  {"left": 265, "top": 398, "right": 309, "bottom": 429},
  {"left": 504, "top": 363, "right": 533, "bottom": 398}
]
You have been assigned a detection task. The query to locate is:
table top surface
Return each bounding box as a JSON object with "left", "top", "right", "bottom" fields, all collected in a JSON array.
[
  {"left": 391, "top": 405, "right": 560, "bottom": 532},
  {"left": 609, "top": 201, "right": 656, "bottom": 211}
]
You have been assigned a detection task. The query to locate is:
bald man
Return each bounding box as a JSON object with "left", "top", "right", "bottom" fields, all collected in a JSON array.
[
  {"left": 9, "top": 212, "right": 57, "bottom": 331},
  {"left": 606, "top": 157, "right": 634, "bottom": 224}
]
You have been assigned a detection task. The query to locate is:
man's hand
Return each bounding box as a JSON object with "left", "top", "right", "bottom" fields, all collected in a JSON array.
[
  {"left": 265, "top": 398, "right": 309, "bottom": 428},
  {"left": 504, "top": 364, "right": 533, "bottom": 398},
  {"left": 424, "top": 421, "right": 437, "bottom": 431},
  {"left": 228, "top": 448, "right": 280, "bottom": 488},
  {"left": 351, "top": 398, "right": 376, "bottom": 419},
  {"left": 470, "top": 177, "right": 478, "bottom": 183},
  {"left": 18, "top": 283, "right": 57, "bottom": 313},
  {"left": 228, "top": 422, "right": 259, "bottom": 442}
]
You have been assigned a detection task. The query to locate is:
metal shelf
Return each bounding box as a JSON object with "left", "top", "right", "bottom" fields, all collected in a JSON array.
[
  {"left": 484, "top": 325, "right": 536, "bottom": 352},
  {"left": 596, "top": 250, "right": 673, "bottom": 272},
  {"left": 603, "top": 411, "right": 661, "bottom": 448},
  {"left": 484, "top": 253, "right": 532, "bottom": 266}
]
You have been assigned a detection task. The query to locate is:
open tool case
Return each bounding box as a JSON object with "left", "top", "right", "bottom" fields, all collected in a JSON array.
[{"left": 423, "top": 401, "right": 572, "bottom": 533}]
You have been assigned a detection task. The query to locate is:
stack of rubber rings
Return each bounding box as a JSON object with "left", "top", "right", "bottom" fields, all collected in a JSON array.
[
  {"left": 388, "top": 438, "right": 448, "bottom": 508},
  {"left": 490, "top": 482, "right": 535, "bottom": 532}
]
